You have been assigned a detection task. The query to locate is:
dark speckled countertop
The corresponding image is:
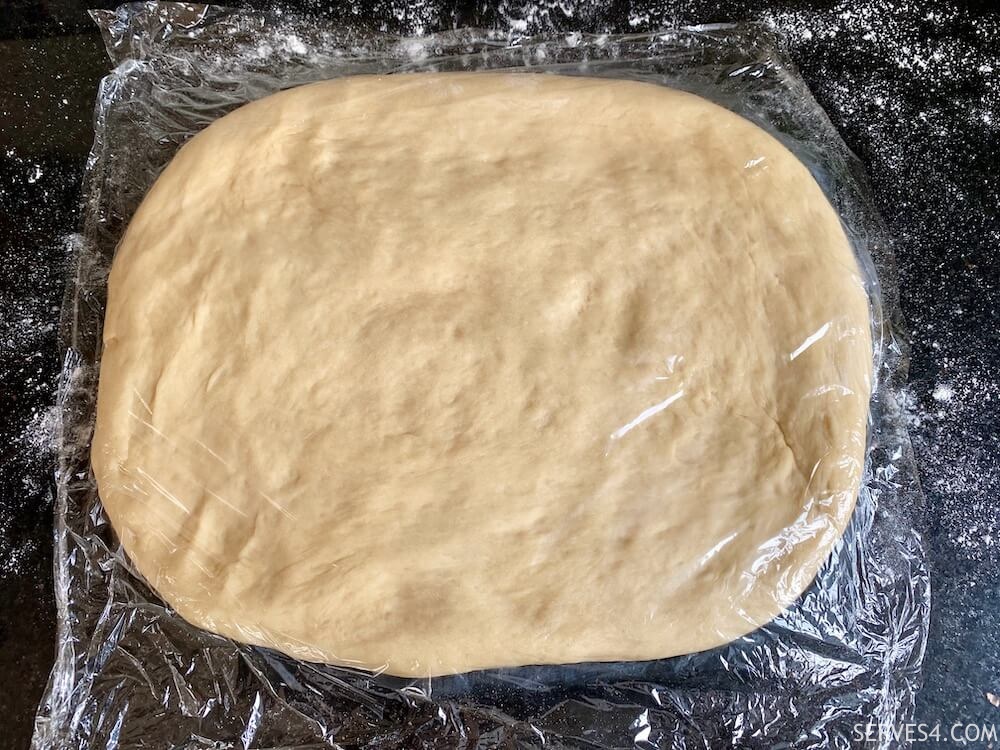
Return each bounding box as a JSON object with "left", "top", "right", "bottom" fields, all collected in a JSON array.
[{"left": 1, "top": 1, "right": 998, "bottom": 747}]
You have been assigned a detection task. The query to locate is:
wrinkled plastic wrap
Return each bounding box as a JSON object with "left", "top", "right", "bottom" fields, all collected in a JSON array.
[{"left": 34, "top": 3, "right": 929, "bottom": 748}]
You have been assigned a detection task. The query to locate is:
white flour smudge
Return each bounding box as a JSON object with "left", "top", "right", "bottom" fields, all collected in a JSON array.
[
  {"left": 932, "top": 383, "right": 954, "bottom": 402},
  {"left": 21, "top": 405, "right": 60, "bottom": 458}
]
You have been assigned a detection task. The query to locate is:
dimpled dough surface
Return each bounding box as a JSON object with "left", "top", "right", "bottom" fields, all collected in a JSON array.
[{"left": 92, "top": 73, "right": 872, "bottom": 677}]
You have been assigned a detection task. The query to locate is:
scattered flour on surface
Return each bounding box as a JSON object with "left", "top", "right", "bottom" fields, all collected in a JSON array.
[
  {"left": 915, "top": 367, "right": 1000, "bottom": 562},
  {"left": 0, "top": 154, "right": 70, "bottom": 578}
]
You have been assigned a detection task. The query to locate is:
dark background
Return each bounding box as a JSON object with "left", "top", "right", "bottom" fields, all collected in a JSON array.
[{"left": 1, "top": 1, "right": 998, "bottom": 747}]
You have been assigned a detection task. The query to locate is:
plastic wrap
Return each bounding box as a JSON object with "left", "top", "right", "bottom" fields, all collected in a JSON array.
[{"left": 34, "top": 3, "right": 929, "bottom": 748}]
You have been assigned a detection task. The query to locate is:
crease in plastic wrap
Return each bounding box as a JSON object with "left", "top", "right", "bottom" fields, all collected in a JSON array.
[{"left": 34, "top": 3, "right": 929, "bottom": 748}]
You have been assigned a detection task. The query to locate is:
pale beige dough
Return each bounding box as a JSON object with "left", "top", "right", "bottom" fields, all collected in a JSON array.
[{"left": 92, "top": 73, "right": 872, "bottom": 677}]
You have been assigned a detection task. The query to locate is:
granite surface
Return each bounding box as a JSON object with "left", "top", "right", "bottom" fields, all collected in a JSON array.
[{"left": 1, "top": 1, "right": 997, "bottom": 748}]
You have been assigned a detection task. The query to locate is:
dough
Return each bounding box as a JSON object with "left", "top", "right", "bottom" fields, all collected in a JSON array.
[{"left": 92, "top": 73, "right": 872, "bottom": 677}]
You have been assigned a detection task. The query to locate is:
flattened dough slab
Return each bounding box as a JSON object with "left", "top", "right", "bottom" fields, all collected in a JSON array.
[{"left": 93, "top": 73, "right": 872, "bottom": 676}]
